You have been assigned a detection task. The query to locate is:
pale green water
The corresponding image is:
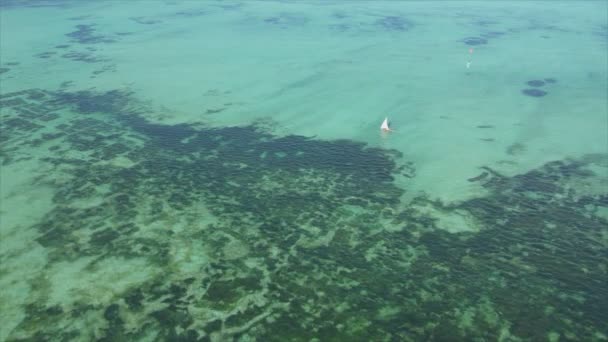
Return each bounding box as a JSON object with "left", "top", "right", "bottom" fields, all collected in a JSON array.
[{"left": 1, "top": 1, "right": 607, "bottom": 341}]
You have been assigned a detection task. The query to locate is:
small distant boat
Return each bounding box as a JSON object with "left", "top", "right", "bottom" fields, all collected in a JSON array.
[{"left": 380, "top": 117, "right": 391, "bottom": 132}]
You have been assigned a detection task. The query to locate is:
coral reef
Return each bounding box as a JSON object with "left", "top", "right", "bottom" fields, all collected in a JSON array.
[
  {"left": 1, "top": 88, "right": 606, "bottom": 341},
  {"left": 65, "top": 24, "right": 116, "bottom": 44}
]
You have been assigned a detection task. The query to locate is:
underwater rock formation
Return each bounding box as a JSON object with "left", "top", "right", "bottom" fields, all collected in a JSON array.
[{"left": 522, "top": 88, "right": 547, "bottom": 97}]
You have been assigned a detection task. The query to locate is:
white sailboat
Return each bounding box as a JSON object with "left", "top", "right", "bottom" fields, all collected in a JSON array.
[{"left": 380, "top": 117, "right": 390, "bottom": 132}]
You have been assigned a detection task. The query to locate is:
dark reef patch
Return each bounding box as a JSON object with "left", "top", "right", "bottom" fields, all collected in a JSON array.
[
  {"left": 59, "top": 81, "right": 74, "bottom": 89},
  {"left": 68, "top": 15, "right": 92, "bottom": 21},
  {"left": 332, "top": 11, "right": 348, "bottom": 19},
  {"left": 468, "top": 171, "right": 489, "bottom": 182},
  {"left": 91, "top": 64, "right": 117, "bottom": 76},
  {"left": 521, "top": 77, "right": 557, "bottom": 96},
  {"left": 375, "top": 16, "right": 413, "bottom": 32},
  {"left": 174, "top": 9, "right": 207, "bottom": 17},
  {"left": 51, "top": 90, "right": 131, "bottom": 114},
  {"left": 34, "top": 51, "right": 57, "bottom": 59},
  {"left": 65, "top": 24, "right": 116, "bottom": 44},
  {"left": 130, "top": 16, "right": 162, "bottom": 25},
  {"left": 592, "top": 24, "right": 608, "bottom": 43},
  {"left": 506, "top": 142, "right": 526, "bottom": 156},
  {"left": 525, "top": 21, "right": 569, "bottom": 33},
  {"left": 473, "top": 19, "right": 498, "bottom": 27},
  {"left": 0, "top": 67, "right": 9, "bottom": 74},
  {"left": 462, "top": 37, "right": 487, "bottom": 46},
  {"left": 205, "top": 108, "right": 225, "bottom": 115},
  {"left": 526, "top": 80, "right": 545, "bottom": 87},
  {"left": 522, "top": 88, "right": 547, "bottom": 97},
  {"left": 61, "top": 51, "right": 106, "bottom": 63},
  {"left": 1, "top": 0, "right": 73, "bottom": 9}
]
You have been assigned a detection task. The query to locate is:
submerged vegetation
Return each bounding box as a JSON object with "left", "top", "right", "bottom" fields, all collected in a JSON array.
[
  {"left": 1, "top": 88, "right": 606, "bottom": 341},
  {"left": 1, "top": 1, "right": 606, "bottom": 339}
]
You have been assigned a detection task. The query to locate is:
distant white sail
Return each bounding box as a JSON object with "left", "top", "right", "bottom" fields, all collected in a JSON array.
[{"left": 381, "top": 117, "right": 389, "bottom": 131}]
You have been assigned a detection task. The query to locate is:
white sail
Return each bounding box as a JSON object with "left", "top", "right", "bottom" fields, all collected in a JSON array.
[{"left": 380, "top": 117, "right": 389, "bottom": 131}]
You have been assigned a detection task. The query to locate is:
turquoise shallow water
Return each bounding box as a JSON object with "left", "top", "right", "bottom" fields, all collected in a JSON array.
[{"left": 1, "top": 1, "right": 607, "bottom": 341}]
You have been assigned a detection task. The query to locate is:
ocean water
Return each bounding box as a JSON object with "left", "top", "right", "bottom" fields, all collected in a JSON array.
[{"left": 0, "top": 0, "right": 607, "bottom": 341}]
